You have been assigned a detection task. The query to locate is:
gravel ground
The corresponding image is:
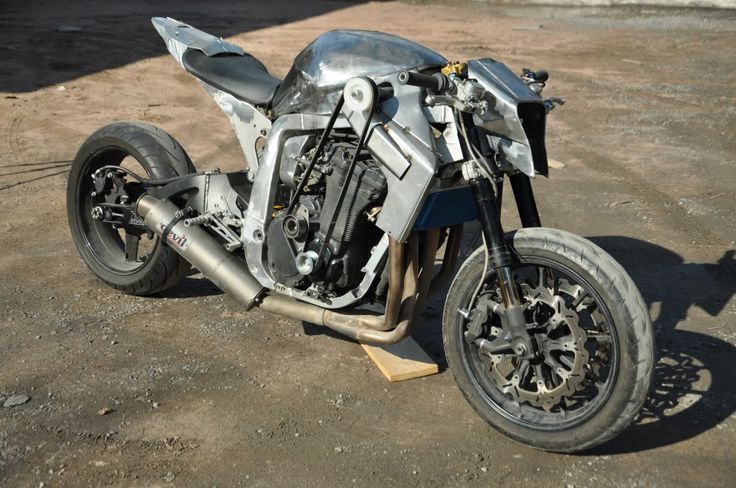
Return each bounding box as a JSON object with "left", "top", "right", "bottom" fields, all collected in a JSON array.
[{"left": 1, "top": 1, "right": 734, "bottom": 487}]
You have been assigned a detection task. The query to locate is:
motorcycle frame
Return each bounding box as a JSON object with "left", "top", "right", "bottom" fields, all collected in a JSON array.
[{"left": 148, "top": 17, "right": 546, "bottom": 315}]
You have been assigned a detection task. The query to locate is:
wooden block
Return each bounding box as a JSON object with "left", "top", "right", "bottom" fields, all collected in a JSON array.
[{"left": 361, "top": 337, "right": 439, "bottom": 382}]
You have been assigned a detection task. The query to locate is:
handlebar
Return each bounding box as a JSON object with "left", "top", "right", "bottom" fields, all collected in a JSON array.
[{"left": 397, "top": 70, "right": 449, "bottom": 93}]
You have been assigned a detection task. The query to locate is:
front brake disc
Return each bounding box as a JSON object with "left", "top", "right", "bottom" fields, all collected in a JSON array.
[{"left": 477, "top": 279, "right": 589, "bottom": 410}]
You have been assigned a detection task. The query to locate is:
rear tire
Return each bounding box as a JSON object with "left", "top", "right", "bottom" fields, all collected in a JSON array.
[
  {"left": 67, "top": 122, "right": 195, "bottom": 295},
  {"left": 443, "top": 227, "right": 654, "bottom": 452}
]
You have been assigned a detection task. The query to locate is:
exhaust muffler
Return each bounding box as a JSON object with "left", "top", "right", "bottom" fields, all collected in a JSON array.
[{"left": 137, "top": 195, "right": 264, "bottom": 308}]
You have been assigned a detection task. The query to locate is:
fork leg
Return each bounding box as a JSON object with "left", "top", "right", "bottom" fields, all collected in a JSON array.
[{"left": 470, "top": 176, "right": 534, "bottom": 358}]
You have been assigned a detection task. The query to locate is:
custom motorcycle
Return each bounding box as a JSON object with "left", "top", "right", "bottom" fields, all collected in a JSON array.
[{"left": 66, "top": 18, "right": 654, "bottom": 452}]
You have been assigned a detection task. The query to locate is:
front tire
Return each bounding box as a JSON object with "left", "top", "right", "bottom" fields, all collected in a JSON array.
[{"left": 443, "top": 227, "right": 654, "bottom": 452}]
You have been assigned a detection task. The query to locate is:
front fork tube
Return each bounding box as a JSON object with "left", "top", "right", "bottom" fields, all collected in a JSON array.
[
  {"left": 470, "top": 177, "right": 534, "bottom": 357},
  {"left": 509, "top": 173, "right": 541, "bottom": 228}
]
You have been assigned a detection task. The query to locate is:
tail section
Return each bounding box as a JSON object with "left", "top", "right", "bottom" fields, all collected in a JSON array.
[{"left": 151, "top": 17, "right": 244, "bottom": 66}]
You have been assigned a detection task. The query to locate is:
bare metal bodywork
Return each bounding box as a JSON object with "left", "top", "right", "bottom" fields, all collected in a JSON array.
[
  {"left": 271, "top": 29, "right": 447, "bottom": 116},
  {"left": 144, "top": 17, "right": 551, "bottom": 326}
]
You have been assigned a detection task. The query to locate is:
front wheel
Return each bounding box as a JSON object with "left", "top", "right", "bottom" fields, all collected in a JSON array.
[{"left": 443, "top": 227, "right": 654, "bottom": 452}]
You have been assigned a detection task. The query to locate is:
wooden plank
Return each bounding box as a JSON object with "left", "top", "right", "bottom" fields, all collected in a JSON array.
[{"left": 361, "top": 337, "right": 439, "bottom": 382}]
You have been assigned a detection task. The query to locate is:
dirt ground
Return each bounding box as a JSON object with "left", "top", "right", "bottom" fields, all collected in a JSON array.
[{"left": 1, "top": 0, "right": 735, "bottom": 486}]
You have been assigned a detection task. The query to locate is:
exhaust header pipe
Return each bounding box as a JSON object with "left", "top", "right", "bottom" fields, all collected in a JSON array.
[{"left": 136, "top": 195, "right": 440, "bottom": 345}]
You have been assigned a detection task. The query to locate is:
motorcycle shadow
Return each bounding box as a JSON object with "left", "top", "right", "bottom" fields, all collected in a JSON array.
[
  {"left": 156, "top": 272, "right": 224, "bottom": 299},
  {"left": 385, "top": 234, "right": 736, "bottom": 454}
]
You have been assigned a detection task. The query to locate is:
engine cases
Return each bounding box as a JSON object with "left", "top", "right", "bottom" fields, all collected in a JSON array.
[
  {"left": 312, "top": 146, "right": 386, "bottom": 290},
  {"left": 267, "top": 143, "right": 386, "bottom": 291},
  {"left": 317, "top": 146, "right": 385, "bottom": 254}
]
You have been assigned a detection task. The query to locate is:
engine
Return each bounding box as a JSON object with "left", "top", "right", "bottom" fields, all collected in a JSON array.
[{"left": 267, "top": 138, "right": 387, "bottom": 296}]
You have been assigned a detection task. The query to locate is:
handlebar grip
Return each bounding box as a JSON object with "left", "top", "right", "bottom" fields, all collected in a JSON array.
[{"left": 397, "top": 71, "right": 448, "bottom": 92}]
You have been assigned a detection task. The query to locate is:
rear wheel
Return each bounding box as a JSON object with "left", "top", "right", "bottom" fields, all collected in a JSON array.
[
  {"left": 67, "top": 122, "right": 195, "bottom": 295},
  {"left": 443, "top": 227, "right": 654, "bottom": 452}
]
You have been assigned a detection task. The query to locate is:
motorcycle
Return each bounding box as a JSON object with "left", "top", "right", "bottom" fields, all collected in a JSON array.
[{"left": 66, "top": 17, "right": 654, "bottom": 452}]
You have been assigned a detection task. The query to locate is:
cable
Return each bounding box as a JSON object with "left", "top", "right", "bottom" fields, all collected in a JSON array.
[
  {"left": 468, "top": 233, "right": 490, "bottom": 313},
  {"left": 316, "top": 96, "right": 376, "bottom": 263},
  {"left": 286, "top": 94, "right": 346, "bottom": 215},
  {"left": 456, "top": 111, "right": 493, "bottom": 311},
  {"left": 456, "top": 109, "right": 498, "bottom": 196}
]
